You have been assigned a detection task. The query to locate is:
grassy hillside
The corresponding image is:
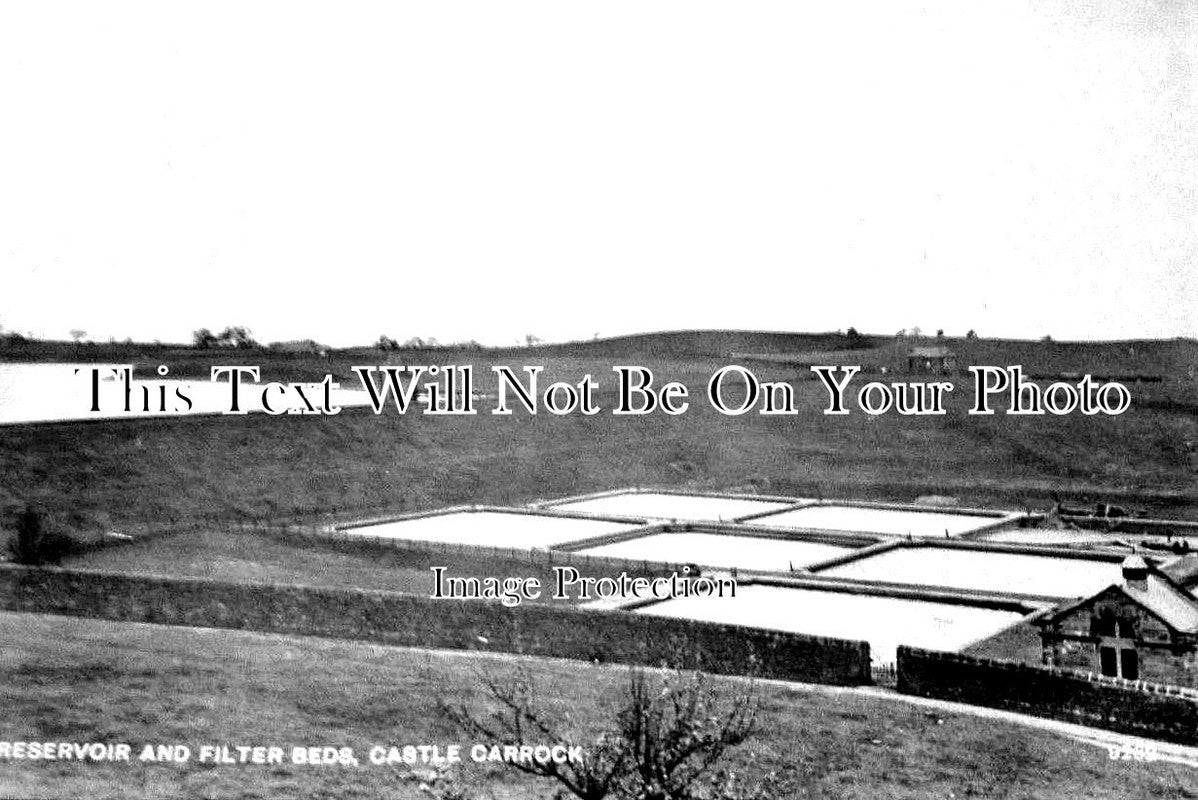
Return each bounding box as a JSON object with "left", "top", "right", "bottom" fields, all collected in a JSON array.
[
  {"left": 7, "top": 329, "right": 1194, "bottom": 379},
  {"left": 1, "top": 332, "right": 1195, "bottom": 540},
  {"left": 0, "top": 328, "right": 882, "bottom": 366},
  {"left": 1, "top": 612, "right": 1192, "bottom": 799}
]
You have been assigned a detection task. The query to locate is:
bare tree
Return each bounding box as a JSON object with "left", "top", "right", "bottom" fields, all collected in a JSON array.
[
  {"left": 617, "top": 668, "right": 759, "bottom": 800},
  {"left": 443, "top": 667, "right": 625, "bottom": 800},
  {"left": 441, "top": 664, "right": 764, "bottom": 800}
]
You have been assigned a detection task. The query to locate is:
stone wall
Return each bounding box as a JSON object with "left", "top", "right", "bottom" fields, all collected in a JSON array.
[
  {"left": 898, "top": 645, "right": 1198, "bottom": 745},
  {"left": 0, "top": 565, "right": 871, "bottom": 685}
]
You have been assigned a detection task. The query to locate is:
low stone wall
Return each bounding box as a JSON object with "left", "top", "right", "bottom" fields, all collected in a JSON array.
[
  {"left": 0, "top": 565, "right": 871, "bottom": 685},
  {"left": 897, "top": 645, "right": 1198, "bottom": 745}
]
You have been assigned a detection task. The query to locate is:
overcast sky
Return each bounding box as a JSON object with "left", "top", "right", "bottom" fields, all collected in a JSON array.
[{"left": 1, "top": 2, "right": 1194, "bottom": 347}]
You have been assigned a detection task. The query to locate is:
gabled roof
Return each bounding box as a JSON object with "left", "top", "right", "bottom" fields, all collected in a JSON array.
[
  {"left": 1162, "top": 554, "right": 1198, "bottom": 588},
  {"left": 1036, "top": 559, "right": 1198, "bottom": 635},
  {"left": 1124, "top": 573, "right": 1198, "bottom": 633}
]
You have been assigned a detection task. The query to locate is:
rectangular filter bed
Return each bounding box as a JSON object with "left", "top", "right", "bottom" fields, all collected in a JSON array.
[
  {"left": 978, "top": 528, "right": 1135, "bottom": 547},
  {"left": 636, "top": 584, "right": 1025, "bottom": 665},
  {"left": 576, "top": 531, "right": 858, "bottom": 573},
  {"left": 749, "top": 505, "right": 1002, "bottom": 537},
  {"left": 340, "top": 511, "right": 638, "bottom": 550},
  {"left": 546, "top": 492, "right": 798, "bottom": 521},
  {"left": 817, "top": 547, "right": 1123, "bottom": 598}
]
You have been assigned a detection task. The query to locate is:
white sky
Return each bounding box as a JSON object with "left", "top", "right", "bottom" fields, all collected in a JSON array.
[{"left": 1, "top": 2, "right": 1195, "bottom": 347}]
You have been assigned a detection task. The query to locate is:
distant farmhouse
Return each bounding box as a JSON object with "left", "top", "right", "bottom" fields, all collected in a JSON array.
[
  {"left": 1037, "top": 555, "right": 1198, "bottom": 685},
  {"left": 906, "top": 345, "right": 956, "bottom": 374}
]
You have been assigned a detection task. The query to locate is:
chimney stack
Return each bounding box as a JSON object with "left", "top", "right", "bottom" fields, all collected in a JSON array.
[{"left": 1122, "top": 555, "right": 1149, "bottom": 591}]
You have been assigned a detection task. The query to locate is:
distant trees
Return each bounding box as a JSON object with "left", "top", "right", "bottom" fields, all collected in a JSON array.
[
  {"left": 376, "top": 335, "right": 484, "bottom": 351},
  {"left": 193, "top": 326, "right": 258, "bottom": 349},
  {"left": 221, "top": 326, "right": 258, "bottom": 348},
  {"left": 69, "top": 329, "right": 87, "bottom": 344},
  {"left": 844, "top": 327, "right": 866, "bottom": 348},
  {"left": 965, "top": 329, "right": 978, "bottom": 340}
]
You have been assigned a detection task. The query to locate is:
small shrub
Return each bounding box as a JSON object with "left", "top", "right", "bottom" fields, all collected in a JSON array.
[{"left": 7, "top": 506, "right": 74, "bottom": 566}]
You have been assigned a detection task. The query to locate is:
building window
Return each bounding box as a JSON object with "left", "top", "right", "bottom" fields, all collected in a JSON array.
[
  {"left": 1121, "top": 650, "right": 1139, "bottom": 680},
  {"left": 1099, "top": 645, "right": 1140, "bottom": 679},
  {"left": 1117, "top": 619, "right": 1136, "bottom": 638}
]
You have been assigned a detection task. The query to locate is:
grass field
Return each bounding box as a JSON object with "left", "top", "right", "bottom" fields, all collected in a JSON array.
[
  {"left": 59, "top": 528, "right": 673, "bottom": 605},
  {"left": 1, "top": 612, "right": 1194, "bottom": 800}
]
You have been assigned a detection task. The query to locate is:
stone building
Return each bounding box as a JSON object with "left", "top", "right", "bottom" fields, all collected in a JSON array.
[
  {"left": 1036, "top": 556, "right": 1198, "bottom": 686},
  {"left": 906, "top": 345, "right": 956, "bottom": 374}
]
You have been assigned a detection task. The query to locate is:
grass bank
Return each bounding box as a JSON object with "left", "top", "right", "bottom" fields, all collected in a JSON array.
[{"left": 1, "top": 611, "right": 1193, "bottom": 799}]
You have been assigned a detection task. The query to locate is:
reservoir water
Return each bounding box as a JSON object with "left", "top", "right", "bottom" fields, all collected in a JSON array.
[{"left": 0, "top": 363, "right": 372, "bottom": 424}]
